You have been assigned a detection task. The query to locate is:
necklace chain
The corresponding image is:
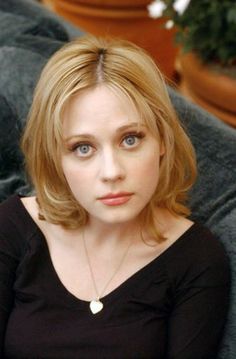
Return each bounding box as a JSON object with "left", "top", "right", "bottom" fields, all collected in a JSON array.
[{"left": 82, "top": 230, "right": 132, "bottom": 313}]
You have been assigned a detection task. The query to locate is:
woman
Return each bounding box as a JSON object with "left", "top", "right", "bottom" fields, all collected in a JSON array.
[{"left": 0, "top": 36, "right": 230, "bottom": 358}]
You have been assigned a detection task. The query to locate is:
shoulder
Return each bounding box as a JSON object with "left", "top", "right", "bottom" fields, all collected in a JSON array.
[
  {"left": 158, "top": 211, "right": 227, "bottom": 265},
  {"left": 165, "top": 222, "right": 230, "bottom": 287},
  {"left": 186, "top": 223, "right": 228, "bottom": 262},
  {"left": 0, "top": 194, "right": 29, "bottom": 229},
  {"left": 170, "top": 222, "right": 228, "bottom": 260},
  {"left": 0, "top": 195, "right": 36, "bottom": 257},
  {"left": 0, "top": 194, "right": 22, "bottom": 227}
]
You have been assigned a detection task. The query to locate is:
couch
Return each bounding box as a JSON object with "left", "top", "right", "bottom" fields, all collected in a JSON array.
[{"left": 0, "top": 0, "right": 235, "bottom": 357}]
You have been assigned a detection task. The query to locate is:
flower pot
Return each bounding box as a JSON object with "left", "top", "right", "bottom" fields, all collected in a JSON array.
[
  {"left": 42, "top": 0, "right": 179, "bottom": 80},
  {"left": 178, "top": 52, "right": 236, "bottom": 127}
]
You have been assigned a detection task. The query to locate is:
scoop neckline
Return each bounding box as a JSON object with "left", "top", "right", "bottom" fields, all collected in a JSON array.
[{"left": 15, "top": 194, "right": 198, "bottom": 308}]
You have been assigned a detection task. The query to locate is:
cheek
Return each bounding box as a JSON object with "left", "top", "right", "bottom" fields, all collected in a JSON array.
[
  {"left": 62, "top": 167, "right": 92, "bottom": 205},
  {"left": 138, "top": 151, "right": 161, "bottom": 190},
  {"left": 61, "top": 158, "right": 91, "bottom": 191},
  {"left": 148, "top": 152, "right": 160, "bottom": 169},
  {"left": 141, "top": 150, "right": 160, "bottom": 174}
]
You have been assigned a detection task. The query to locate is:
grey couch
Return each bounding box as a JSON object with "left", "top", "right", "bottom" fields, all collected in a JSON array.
[{"left": 0, "top": 0, "right": 235, "bottom": 357}]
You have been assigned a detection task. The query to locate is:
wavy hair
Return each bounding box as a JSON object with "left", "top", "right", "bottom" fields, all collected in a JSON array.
[{"left": 21, "top": 35, "right": 197, "bottom": 239}]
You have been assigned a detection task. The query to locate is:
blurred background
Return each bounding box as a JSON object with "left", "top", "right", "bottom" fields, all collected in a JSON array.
[{"left": 39, "top": 0, "right": 236, "bottom": 128}]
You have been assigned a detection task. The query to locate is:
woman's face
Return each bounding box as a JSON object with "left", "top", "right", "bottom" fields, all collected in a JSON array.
[{"left": 61, "top": 85, "right": 164, "bottom": 226}]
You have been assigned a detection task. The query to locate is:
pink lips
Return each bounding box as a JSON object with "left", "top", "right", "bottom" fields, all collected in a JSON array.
[{"left": 98, "top": 192, "right": 133, "bottom": 206}]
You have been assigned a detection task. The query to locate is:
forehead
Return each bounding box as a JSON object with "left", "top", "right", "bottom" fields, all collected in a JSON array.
[{"left": 62, "top": 85, "right": 144, "bottom": 136}]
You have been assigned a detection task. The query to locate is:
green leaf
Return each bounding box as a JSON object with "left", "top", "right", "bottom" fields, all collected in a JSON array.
[{"left": 227, "top": 7, "right": 236, "bottom": 24}]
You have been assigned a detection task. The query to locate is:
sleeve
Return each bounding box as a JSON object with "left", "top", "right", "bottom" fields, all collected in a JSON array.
[
  {"left": 167, "top": 233, "right": 231, "bottom": 359},
  {"left": 0, "top": 231, "right": 19, "bottom": 355}
]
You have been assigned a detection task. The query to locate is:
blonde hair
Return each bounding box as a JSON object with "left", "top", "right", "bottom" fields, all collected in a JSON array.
[{"left": 21, "top": 35, "right": 197, "bottom": 239}]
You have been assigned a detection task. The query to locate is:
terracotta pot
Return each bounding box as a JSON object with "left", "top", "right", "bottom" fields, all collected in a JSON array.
[
  {"left": 68, "top": 0, "right": 152, "bottom": 6},
  {"left": 178, "top": 52, "right": 236, "bottom": 128},
  {"left": 42, "top": 0, "right": 179, "bottom": 80}
]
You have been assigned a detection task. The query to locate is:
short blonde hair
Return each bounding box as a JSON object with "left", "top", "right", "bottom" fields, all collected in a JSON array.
[{"left": 21, "top": 35, "right": 196, "bottom": 238}]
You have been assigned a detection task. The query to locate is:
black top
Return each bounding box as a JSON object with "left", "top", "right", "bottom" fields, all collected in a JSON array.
[{"left": 0, "top": 195, "right": 230, "bottom": 359}]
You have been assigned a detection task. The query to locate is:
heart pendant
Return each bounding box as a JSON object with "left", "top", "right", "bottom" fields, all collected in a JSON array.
[{"left": 90, "top": 300, "right": 103, "bottom": 314}]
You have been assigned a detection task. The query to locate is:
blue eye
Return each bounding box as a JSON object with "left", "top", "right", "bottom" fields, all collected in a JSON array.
[
  {"left": 122, "top": 133, "right": 144, "bottom": 148},
  {"left": 78, "top": 144, "right": 90, "bottom": 154},
  {"left": 73, "top": 143, "right": 94, "bottom": 157},
  {"left": 124, "top": 135, "right": 136, "bottom": 146}
]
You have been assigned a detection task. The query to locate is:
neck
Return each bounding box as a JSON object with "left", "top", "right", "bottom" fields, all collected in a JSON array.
[{"left": 84, "top": 218, "right": 142, "bottom": 249}]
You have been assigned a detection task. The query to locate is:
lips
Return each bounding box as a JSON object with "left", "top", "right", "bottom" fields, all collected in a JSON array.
[{"left": 98, "top": 192, "right": 133, "bottom": 206}]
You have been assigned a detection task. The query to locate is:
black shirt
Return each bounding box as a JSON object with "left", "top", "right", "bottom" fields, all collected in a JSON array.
[{"left": 0, "top": 195, "right": 230, "bottom": 358}]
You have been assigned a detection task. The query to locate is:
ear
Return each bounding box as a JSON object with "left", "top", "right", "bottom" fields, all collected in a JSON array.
[{"left": 160, "top": 141, "right": 165, "bottom": 156}]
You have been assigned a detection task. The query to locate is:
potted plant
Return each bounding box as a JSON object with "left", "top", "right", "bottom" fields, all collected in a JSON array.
[
  {"left": 148, "top": 0, "right": 236, "bottom": 127},
  {"left": 42, "top": 0, "right": 179, "bottom": 79}
]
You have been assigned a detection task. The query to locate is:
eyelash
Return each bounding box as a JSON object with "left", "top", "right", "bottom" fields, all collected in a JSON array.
[
  {"left": 121, "top": 132, "right": 145, "bottom": 147},
  {"left": 69, "top": 131, "right": 145, "bottom": 158}
]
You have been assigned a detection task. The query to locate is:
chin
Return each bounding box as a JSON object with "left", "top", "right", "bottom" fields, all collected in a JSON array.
[{"left": 93, "top": 207, "right": 144, "bottom": 225}]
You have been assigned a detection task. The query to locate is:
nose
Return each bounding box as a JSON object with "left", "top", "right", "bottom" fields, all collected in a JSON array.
[{"left": 99, "top": 149, "right": 125, "bottom": 183}]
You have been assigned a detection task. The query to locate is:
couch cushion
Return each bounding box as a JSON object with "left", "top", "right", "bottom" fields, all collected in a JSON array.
[{"left": 170, "top": 88, "right": 236, "bottom": 358}]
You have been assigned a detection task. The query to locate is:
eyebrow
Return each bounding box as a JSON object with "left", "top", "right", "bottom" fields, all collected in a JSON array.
[{"left": 64, "top": 122, "right": 146, "bottom": 142}]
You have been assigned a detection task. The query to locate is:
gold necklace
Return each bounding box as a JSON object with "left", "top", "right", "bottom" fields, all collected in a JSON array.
[{"left": 82, "top": 230, "right": 132, "bottom": 315}]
